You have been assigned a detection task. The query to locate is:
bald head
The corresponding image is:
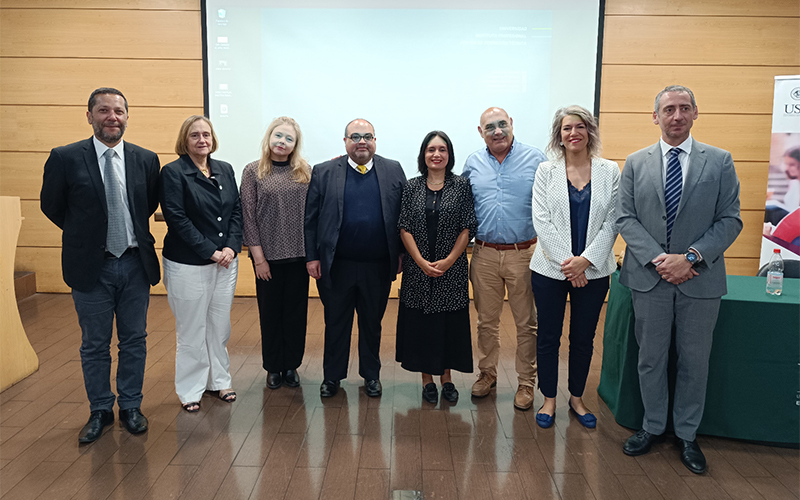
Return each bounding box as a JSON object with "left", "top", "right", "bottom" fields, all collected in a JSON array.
[
  {"left": 478, "top": 107, "right": 514, "bottom": 160},
  {"left": 343, "top": 118, "right": 377, "bottom": 164}
]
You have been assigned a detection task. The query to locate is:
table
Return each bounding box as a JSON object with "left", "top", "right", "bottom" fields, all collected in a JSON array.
[{"left": 598, "top": 271, "right": 800, "bottom": 444}]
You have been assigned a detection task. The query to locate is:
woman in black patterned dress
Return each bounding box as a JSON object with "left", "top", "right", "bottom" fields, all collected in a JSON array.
[{"left": 396, "top": 131, "right": 477, "bottom": 404}]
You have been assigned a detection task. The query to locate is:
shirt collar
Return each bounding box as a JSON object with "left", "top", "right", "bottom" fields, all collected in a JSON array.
[
  {"left": 484, "top": 137, "right": 517, "bottom": 162},
  {"left": 659, "top": 135, "right": 693, "bottom": 158},
  {"left": 347, "top": 156, "right": 374, "bottom": 172},
  {"left": 93, "top": 136, "right": 125, "bottom": 162}
]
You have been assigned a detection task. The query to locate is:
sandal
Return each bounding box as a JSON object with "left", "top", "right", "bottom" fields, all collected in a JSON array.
[
  {"left": 182, "top": 401, "right": 200, "bottom": 413},
  {"left": 218, "top": 390, "right": 236, "bottom": 403}
]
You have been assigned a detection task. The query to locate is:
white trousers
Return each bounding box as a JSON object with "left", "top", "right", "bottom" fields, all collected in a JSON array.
[{"left": 163, "top": 256, "right": 238, "bottom": 404}]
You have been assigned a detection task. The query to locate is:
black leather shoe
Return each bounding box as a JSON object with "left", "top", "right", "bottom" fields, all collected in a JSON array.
[
  {"left": 441, "top": 382, "right": 459, "bottom": 403},
  {"left": 623, "top": 429, "right": 664, "bottom": 456},
  {"left": 283, "top": 369, "right": 300, "bottom": 387},
  {"left": 364, "top": 379, "right": 382, "bottom": 398},
  {"left": 320, "top": 380, "right": 340, "bottom": 398},
  {"left": 422, "top": 383, "right": 438, "bottom": 404},
  {"left": 677, "top": 439, "right": 707, "bottom": 474},
  {"left": 267, "top": 372, "right": 283, "bottom": 389},
  {"left": 119, "top": 408, "right": 148, "bottom": 434},
  {"left": 78, "top": 410, "right": 114, "bottom": 443}
]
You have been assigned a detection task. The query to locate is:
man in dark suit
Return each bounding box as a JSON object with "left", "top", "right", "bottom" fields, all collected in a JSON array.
[
  {"left": 41, "top": 87, "right": 161, "bottom": 443},
  {"left": 304, "top": 118, "right": 406, "bottom": 398},
  {"left": 617, "top": 85, "right": 742, "bottom": 473}
]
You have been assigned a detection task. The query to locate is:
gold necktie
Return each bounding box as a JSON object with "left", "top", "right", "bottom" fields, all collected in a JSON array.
[{"left": 357, "top": 165, "right": 367, "bottom": 174}]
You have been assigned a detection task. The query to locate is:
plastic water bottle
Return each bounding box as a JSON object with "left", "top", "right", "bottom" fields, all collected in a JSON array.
[{"left": 766, "top": 248, "right": 784, "bottom": 296}]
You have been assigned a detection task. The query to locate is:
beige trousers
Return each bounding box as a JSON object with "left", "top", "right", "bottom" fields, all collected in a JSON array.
[{"left": 469, "top": 243, "right": 538, "bottom": 387}]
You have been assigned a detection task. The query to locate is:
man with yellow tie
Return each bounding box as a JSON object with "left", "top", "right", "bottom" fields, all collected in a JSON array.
[{"left": 304, "top": 118, "right": 406, "bottom": 398}]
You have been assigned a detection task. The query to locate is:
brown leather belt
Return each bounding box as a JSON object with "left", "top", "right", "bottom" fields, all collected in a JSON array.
[{"left": 475, "top": 238, "right": 537, "bottom": 251}]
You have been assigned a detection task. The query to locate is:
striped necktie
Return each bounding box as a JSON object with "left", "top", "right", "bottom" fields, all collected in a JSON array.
[
  {"left": 103, "top": 148, "right": 128, "bottom": 257},
  {"left": 665, "top": 147, "right": 682, "bottom": 249}
]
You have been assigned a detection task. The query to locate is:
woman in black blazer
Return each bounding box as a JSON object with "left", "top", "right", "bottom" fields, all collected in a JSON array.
[{"left": 160, "top": 115, "right": 243, "bottom": 413}]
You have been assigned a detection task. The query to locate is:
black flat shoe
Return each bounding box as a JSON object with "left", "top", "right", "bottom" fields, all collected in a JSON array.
[
  {"left": 320, "top": 380, "right": 340, "bottom": 398},
  {"left": 78, "top": 409, "right": 114, "bottom": 443},
  {"left": 119, "top": 408, "right": 148, "bottom": 435},
  {"left": 267, "top": 372, "right": 283, "bottom": 389},
  {"left": 364, "top": 379, "right": 382, "bottom": 398},
  {"left": 677, "top": 439, "right": 707, "bottom": 474},
  {"left": 283, "top": 369, "right": 300, "bottom": 387},
  {"left": 441, "top": 382, "right": 459, "bottom": 402},
  {"left": 422, "top": 383, "right": 438, "bottom": 404},
  {"left": 623, "top": 429, "right": 664, "bottom": 456}
]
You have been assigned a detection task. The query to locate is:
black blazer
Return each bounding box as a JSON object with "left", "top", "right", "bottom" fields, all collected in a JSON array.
[
  {"left": 40, "top": 137, "right": 161, "bottom": 292},
  {"left": 304, "top": 154, "right": 406, "bottom": 286},
  {"left": 160, "top": 155, "right": 243, "bottom": 265}
]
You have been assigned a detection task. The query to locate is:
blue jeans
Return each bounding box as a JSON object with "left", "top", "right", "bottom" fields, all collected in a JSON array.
[{"left": 71, "top": 250, "right": 150, "bottom": 412}]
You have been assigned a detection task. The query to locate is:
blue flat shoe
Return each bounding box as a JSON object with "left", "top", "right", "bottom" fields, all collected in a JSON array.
[
  {"left": 535, "top": 406, "right": 555, "bottom": 429},
  {"left": 569, "top": 401, "right": 597, "bottom": 429}
]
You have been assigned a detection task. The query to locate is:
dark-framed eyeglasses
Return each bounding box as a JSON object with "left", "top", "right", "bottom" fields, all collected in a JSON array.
[{"left": 347, "top": 133, "right": 374, "bottom": 143}]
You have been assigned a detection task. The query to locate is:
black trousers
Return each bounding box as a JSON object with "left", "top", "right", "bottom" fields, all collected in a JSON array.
[
  {"left": 255, "top": 260, "right": 309, "bottom": 373},
  {"left": 317, "top": 259, "right": 391, "bottom": 381},
  {"left": 530, "top": 271, "right": 609, "bottom": 399}
]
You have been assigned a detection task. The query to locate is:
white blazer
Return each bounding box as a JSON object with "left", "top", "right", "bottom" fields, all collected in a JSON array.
[{"left": 529, "top": 157, "right": 620, "bottom": 280}]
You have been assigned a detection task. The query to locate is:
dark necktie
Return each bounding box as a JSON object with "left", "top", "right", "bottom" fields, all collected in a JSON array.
[
  {"left": 103, "top": 148, "right": 127, "bottom": 257},
  {"left": 665, "top": 147, "right": 682, "bottom": 249}
]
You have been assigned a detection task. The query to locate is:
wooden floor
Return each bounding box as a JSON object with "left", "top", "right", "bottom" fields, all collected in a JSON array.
[{"left": 1, "top": 294, "right": 798, "bottom": 500}]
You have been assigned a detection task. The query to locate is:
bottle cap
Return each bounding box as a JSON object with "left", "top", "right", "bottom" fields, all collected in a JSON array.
[{"left": 774, "top": 248, "right": 781, "bottom": 253}]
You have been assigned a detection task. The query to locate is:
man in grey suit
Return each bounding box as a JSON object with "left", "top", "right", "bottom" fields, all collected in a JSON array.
[
  {"left": 304, "top": 118, "right": 406, "bottom": 398},
  {"left": 617, "top": 85, "right": 742, "bottom": 474}
]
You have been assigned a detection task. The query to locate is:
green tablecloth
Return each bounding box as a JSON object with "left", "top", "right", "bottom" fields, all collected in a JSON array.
[{"left": 598, "top": 271, "right": 800, "bottom": 444}]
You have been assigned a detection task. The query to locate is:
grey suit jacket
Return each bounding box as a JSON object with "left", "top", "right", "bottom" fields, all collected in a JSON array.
[
  {"left": 616, "top": 140, "right": 742, "bottom": 298},
  {"left": 304, "top": 154, "right": 406, "bottom": 287},
  {"left": 41, "top": 137, "right": 161, "bottom": 292}
]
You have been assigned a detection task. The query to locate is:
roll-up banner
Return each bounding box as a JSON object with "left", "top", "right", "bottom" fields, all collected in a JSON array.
[{"left": 761, "top": 75, "right": 800, "bottom": 268}]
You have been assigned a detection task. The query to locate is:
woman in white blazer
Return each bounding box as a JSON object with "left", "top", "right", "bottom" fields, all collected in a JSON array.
[{"left": 529, "top": 105, "right": 619, "bottom": 429}]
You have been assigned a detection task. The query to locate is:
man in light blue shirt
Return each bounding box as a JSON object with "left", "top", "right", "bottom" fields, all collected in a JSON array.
[{"left": 462, "top": 107, "right": 546, "bottom": 410}]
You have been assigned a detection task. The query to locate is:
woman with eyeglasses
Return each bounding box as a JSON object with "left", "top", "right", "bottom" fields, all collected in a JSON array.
[
  {"left": 240, "top": 117, "right": 312, "bottom": 390},
  {"left": 395, "top": 131, "right": 477, "bottom": 404},
  {"left": 160, "top": 115, "right": 242, "bottom": 413}
]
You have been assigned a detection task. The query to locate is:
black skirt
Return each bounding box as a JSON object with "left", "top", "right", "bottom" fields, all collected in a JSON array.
[{"left": 395, "top": 301, "right": 473, "bottom": 375}]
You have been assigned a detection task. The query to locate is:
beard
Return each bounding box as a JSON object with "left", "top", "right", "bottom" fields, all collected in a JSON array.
[{"left": 93, "top": 121, "right": 126, "bottom": 144}]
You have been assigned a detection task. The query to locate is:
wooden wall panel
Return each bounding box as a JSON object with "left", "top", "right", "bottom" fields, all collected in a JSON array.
[
  {"left": 599, "top": 66, "right": 798, "bottom": 115},
  {"left": 0, "top": 152, "right": 49, "bottom": 199},
  {"left": 602, "top": 17, "right": 800, "bottom": 66},
  {"left": 605, "top": 0, "right": 800, "bottom": 17},
  {"left": 727, "top": 210, "right": 766, "bottom": 258},
  {"left": 0, "top": 58, "right": 203, "bottom": 107},
  {"left": 600, "top": 114, "right": 772, "bottom": 163},
  {"left": 733, "top": 162, "right": 769, "bottom": 212},
  {"left": 0, "top": 9, "right": 201, "bottom": 59},
  {"left": 17, "top": 200, "right": 58, "bottom": 247},
  {"left": 0, "top": 106, "right": 204, "bottom": 154}
]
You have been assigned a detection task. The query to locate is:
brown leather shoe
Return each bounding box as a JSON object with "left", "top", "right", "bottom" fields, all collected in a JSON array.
[
  {"left": 471, "top": 372, "right": 497, "bottom": 397},
  {"left": 514, "top": 385, "right": 534, "bottom": 410}
]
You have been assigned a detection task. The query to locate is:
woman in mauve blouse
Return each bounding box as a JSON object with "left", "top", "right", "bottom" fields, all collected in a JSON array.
[{"left": 240, "top": 116, "right": 311, "bottom": 390}]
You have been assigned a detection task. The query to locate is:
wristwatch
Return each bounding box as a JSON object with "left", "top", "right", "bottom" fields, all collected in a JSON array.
[{"left": 684, "top": 251, "right": 698, "bottom": 265}]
